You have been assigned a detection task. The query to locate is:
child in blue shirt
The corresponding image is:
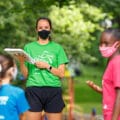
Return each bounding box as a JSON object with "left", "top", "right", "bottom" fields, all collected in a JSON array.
[{"left": 0, "top": 54, "right": 30, "bottom": 120}]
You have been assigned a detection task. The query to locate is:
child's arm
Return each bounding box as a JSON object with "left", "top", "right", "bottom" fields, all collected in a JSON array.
[
  {"left": 86, "top": 80, "right": 102, "bottom": 94},
  {"left": 111, "top": 88, "right": 120, "bottom": 120},
  {"left": 19, "top": 111, "right": 28, "bottom": 120}
]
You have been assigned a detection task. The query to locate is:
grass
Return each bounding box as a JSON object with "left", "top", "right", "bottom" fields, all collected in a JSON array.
[{"left": 62, "top": 64, "right": 105, "bottom": 115}]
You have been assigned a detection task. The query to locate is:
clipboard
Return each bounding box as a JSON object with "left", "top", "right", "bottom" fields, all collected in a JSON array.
[{"left": 4, "top": 48, "right": 35, "bottom": 64}]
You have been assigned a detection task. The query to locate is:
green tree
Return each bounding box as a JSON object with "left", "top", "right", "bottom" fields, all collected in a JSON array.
[
  {"left": 0, "top": 0, "right": 114, "bottom": 64},
  {"left": 49, "top": 2, "right": 105, "bottom": 63},
  {"left": 85, "top": 0, "right": 120, "bottom": 27},
  {"left": 0, "top": 0, "right": 26, "bottom": 50}
]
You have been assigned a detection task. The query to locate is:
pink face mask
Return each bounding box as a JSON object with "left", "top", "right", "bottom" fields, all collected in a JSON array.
[{"left": 99, "top": 42, "right": 118, "bottom": 58}]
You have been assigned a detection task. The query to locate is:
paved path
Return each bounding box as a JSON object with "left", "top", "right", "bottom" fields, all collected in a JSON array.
[{"left": 63, "top": 113, "right": 104, "bottom": 120}]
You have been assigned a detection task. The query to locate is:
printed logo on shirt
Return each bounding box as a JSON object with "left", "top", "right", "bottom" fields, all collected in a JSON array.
[
  {"left": 0, "top": 96, "right": 9, "bottom": 105},
  {"left": 34, "top": 51, "right": 54, "bottom": 74},
  {"left": 34, "top": 51, "right": 54, "bottom": 64},
  {"left": 103, "top": 104, "right": 108, "bottom": 109},
  {"left": 0, "top": 115, "right": 5, "bottom": 119}
]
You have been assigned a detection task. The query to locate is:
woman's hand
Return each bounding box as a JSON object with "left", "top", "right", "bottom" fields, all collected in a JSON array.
[
  {"left": 35, "top": 61, "right": 49, "bottom": 69},
  {"left": 35, "top": 62, "right": 65, "bottom": 78},
  {"left": 14, "top": 54, "right": 27, "bottom": 63}
]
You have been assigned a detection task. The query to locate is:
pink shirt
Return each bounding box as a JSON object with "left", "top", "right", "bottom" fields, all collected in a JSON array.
[{"left": 102, "top": 55, "right": 120, "bottom": 119}]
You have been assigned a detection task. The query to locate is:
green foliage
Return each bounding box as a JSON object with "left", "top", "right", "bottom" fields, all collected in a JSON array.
[
  {"left": 0, "top": 0, "right": 27, "bottom": 50},
  {"left": 0, "top": 0, "right": 119, "bottom": 64},
  {"left": 49, "top": 3, "right": 105, "bottom": 62},
  {"left": 85, "top": 0, "right": 120, "bottom": 27}
]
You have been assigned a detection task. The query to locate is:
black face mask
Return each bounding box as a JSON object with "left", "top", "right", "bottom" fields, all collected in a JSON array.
[{"left": 38, "top": 30, "right": 50, "bottom": 40}]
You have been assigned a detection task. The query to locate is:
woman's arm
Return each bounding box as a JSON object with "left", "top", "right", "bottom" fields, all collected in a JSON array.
[
  {"left": 86, "top": 80, "right": 102, "bottom": 94},
  {"left": 19, "top": 61, "right": 28, "bottom": 79},
  {"left": 49, "top": 64, "right": 65, "bottom": 78},
  {"left": 35, "top": 61, "right": 65, "bottom": 78},
  {"left": 111, "top": 88, "right": 120, "bottom": 120}
]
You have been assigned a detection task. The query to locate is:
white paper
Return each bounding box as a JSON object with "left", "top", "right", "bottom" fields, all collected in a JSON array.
[{"left": 4, "top": 48, "right": 35, "bottom": 64}]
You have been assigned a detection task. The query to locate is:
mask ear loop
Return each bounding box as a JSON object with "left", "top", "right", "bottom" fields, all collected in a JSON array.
[
  {"left": 0, "top": 64, "right": 2, "bottom": 87},
  {"left": 114, "top": 41, "right": 120, "bottom": 49},
  {"left": 0, "top": 64, "right": 2, "bottom": 72},
  {"left": 10, "top": 67, "right": 18, "bottom": 80},
  {"left": 113, "top": 41, "right": 119, "bottom": 48}
]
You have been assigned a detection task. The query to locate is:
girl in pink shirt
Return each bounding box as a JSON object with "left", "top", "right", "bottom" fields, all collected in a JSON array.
[{"left": 87, "top": 28, "right": 120, "bottom": 120}]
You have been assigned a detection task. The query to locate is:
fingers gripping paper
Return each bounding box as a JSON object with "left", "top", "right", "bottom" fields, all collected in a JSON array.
[{"left": 4, "top": 48, "right": 35, "bottom": 64}]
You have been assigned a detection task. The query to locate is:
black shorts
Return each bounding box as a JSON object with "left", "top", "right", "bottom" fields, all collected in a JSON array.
[{"left": 25, "top": 86, "right": 65, "bottom": 113}]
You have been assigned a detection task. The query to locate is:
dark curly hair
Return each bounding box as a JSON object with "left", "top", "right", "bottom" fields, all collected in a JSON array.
[{"left": 103, "top": 28, "right": 120, "bottom": 40}]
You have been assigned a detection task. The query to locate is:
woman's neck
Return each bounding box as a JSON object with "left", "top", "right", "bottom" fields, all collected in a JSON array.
[{"left": 38, "top": 38, "right": 49, "bottom": 45}]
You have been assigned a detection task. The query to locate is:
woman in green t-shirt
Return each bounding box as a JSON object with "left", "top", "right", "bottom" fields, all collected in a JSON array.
[{"left": 16, "top": 17, "right": 68, "bottom": 120}]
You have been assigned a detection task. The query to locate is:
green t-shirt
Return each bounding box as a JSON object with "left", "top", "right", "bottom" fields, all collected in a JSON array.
[{"left": 24, "top": 41, "right": 69, "bottom": 87}]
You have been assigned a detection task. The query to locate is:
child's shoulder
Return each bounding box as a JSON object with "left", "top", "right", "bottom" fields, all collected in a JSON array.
[
  {"left": 111, "top": 55, "right": 120, "bottom": 65},
  {"left": 10, "top": 85, "right": 24, "bottom": 93}
]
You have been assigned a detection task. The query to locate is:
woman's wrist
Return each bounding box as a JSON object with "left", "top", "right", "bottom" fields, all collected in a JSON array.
[{"left": 47, "top": 65, "right": 52, "bottom": 71}]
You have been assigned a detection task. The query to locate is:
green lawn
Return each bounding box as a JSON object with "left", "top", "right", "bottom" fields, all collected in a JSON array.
[{"left": 63, "top": 64, "right": 105, "bottom": 115}]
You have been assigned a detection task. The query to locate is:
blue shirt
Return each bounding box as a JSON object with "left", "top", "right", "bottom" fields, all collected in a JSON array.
[{"left": 0, "top": 84, "right": 30, "bottom": 120}]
